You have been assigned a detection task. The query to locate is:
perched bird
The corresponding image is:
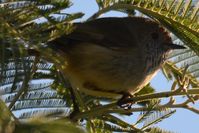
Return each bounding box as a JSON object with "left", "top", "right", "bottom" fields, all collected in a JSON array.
[{"left": 47, "top": 17, "right": 185, "bottom": 99}]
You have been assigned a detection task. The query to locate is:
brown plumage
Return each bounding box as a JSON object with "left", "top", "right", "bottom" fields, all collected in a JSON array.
[{"left": 47, "top": 17, "right": 185, "bottom": 98}]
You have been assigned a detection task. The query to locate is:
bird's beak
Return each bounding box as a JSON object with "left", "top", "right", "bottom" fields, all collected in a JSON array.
[{"left": 164, "top": 43, "right": 186, "bottom": 50}]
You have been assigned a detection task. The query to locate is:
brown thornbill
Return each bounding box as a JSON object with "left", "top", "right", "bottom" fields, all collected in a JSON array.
[{"left": 47, "top": 17, "right": 185, "bottom": 99}]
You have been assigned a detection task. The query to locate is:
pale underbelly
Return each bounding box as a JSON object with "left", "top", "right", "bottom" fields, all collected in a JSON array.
[{"left": 66, "top": 65, "right": 159, "bottom": 99}]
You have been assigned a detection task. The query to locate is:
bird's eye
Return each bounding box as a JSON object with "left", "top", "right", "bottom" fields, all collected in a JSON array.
[{"left": 151, "top": 32, "right": 159, "bottom": 40}]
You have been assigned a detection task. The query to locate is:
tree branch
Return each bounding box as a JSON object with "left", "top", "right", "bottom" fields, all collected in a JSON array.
[{"left": 72, "top": 88, "right": 199, "bottom": 120}]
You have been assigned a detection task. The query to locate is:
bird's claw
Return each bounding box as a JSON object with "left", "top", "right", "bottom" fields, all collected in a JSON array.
[{"left": 117, "top": 92, "right": 134, "bottom": 110}]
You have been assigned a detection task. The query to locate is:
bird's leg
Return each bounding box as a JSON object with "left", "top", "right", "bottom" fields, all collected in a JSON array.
[{"left": 117, "top": 92, "right": 134, "bottom": 110}]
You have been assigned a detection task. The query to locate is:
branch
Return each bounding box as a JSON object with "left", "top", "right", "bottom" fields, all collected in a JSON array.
[
  {"left": 111, "top": 99, "right": 199, "bottom": 115},
  {"left": 122, "top": 88, "right": 199, "bottom": 104},
  {"left": 71, "top": 88, "right": 199, "bottom": 120},
  {"left": 88, "top": 3, "right": 152, "bottom": 20},
  {"left": 8, "top": 55, "right": 40, "bottom": 109}
]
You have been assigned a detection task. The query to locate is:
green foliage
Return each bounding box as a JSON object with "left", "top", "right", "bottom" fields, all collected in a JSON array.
[
  {"left": 0, "top": 0, "right": 79, "bottom": 129},
  {"left": 142, "top": 109, "right": 176, "bottom": 131},
  {"left": 163, "top": 61, "right": 199, "bottom": 87},
  {"left": 0, "top": 99, "right": 14, "bottom": 133},
  {"left": 136, "top": 84, "right": 155, "bottom": 95},
  {"left": 136, "top": 84, "right": 156, "bottom": 106},
  {"left": 14, "top": 118, "right": 86, "bottom": 133},
  {"left": 90, "top": 118, "right": 133, "bottom": 133},
  {"left": 162, "top": 36, "right": 199, "bottom": 86},
  {"left": 148, "top": 127, "right": 175, "bottom": 133},
  {"left": 0, "top": 0, "right": 198, "bottom": 133}
]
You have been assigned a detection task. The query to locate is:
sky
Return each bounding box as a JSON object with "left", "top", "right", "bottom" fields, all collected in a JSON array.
[{"left": 64, "top": 0, "right": 199, "bottom": 133}]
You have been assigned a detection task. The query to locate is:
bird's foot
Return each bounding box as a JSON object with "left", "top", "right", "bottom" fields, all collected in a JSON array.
[{"left": 117, "top": 92, "right": 134, "bottom": 110}]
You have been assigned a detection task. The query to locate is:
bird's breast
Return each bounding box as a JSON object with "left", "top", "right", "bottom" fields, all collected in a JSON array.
[{"left": 65, "top": 43, "right": 147, "bottom": 95}]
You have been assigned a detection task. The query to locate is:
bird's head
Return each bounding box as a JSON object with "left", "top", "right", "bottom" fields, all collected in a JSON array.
[{"left": 131, "top": 18, "right": 186, "bottom": 73}]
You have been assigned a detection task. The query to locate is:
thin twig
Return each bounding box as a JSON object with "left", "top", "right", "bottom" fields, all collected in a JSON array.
[
  {"left": 122, "top": 88, "right": 199, "bottom": 104},
  {"left": 8, "top": 55, "right": 40, "bottom": 109}
]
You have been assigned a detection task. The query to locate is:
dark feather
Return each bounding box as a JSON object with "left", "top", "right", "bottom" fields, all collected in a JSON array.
[{"left": 47, "top": 17, "right": 159, "bottom": 51}]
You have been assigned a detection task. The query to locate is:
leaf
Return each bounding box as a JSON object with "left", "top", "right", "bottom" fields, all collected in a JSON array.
[
  {"left": 91, "top": 119, "right": 133, "bottom": 132},
  {"left": 164, "top": 61, "right": 199, "bottom": 87},
  {"left": 166, "top": 36, "right": 199, "bottom": 81},
  {"left": 146, "top": 126, "right": 175, "bottom": 133},
  {"left": 0, "top": 0, "right": 82, "bottom": 122},
  {"left": 0, "top": 99, "right": 15, "bottom": 133},
  {"left": 14, "top": 118, "right": 86, "bottom": 133},
  {"left": 142, "top": 109, "right": 176, "bottom": 130},
  {"left": 135, "top": 84, "right": 157, "bottom": 106},
  {"left": 135, "top": 99, "right": 161, "bottom": 125}
]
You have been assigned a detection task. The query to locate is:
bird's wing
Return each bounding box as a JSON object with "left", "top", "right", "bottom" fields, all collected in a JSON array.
[
  {"left": 48, "top": 17, "right": 142, "bottom": 51},
  {"left": 69, "top": 17, "right": 138, "bottom": 49}
]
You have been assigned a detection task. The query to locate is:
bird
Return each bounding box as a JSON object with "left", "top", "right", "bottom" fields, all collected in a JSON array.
[{"left": 46, "top": 17, "right": 185, "bottom": 99}]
